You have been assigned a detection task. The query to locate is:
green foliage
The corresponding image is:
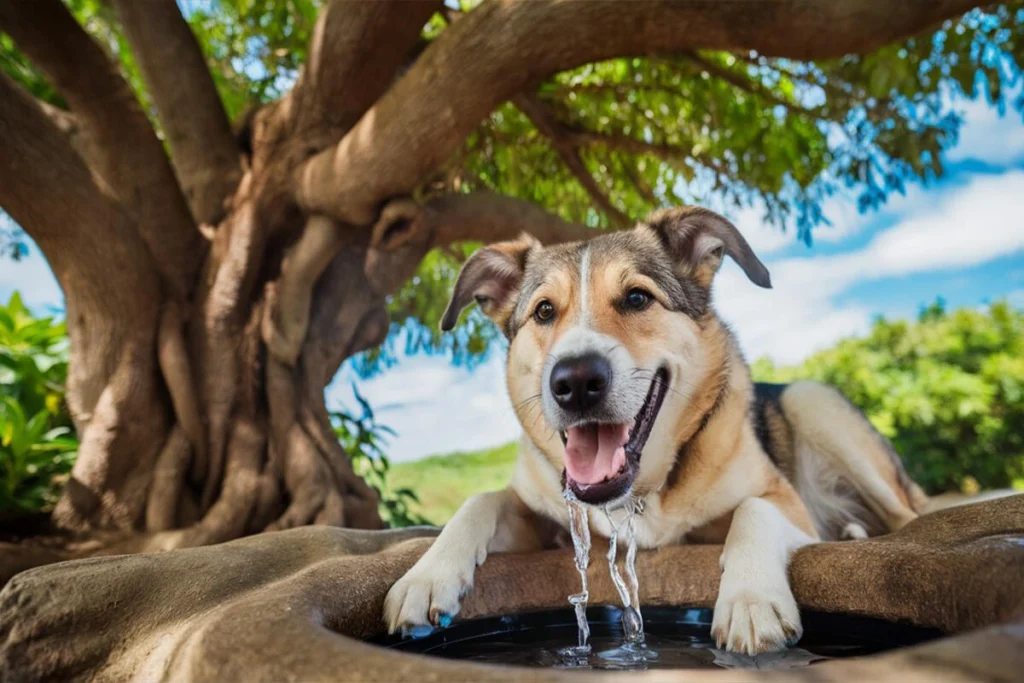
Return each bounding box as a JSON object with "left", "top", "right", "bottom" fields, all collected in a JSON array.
[
  {"left": 0, "top": 214, "right": 27, "bottom": 262},
  {"left": 753, "top": 300, "right": 1024, "bottom": 494},
  {"left": 185, "top": 0, "right": 320, "bottom": 119},
  {"left": 0, "top": 293, "right": 77, "bottom": 516},
  {"left": 0, "top": 293, "right": 70, "bottom": 427},
  {"left": 452, "top": 6, "right": 1024, "bottom": 233},
  {"left": 331, "top": 385, "right": 429, "bottom": 527},
  {"left": 0, "top": 396, "right": 77, "bottom": 516}
]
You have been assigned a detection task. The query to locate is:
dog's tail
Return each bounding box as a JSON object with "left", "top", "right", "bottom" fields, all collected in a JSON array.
[{"left": 918, "top": 487, "right": 1021, "bottom": 514}]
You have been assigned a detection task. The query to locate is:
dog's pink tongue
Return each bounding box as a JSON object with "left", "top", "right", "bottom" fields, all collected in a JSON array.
[{"left": 564, "top": 423, "right": 630, "bottom": 485}]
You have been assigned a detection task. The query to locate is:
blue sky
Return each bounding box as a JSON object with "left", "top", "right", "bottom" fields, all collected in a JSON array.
[{"left": 4, "top": 94, "right": 1024, "bottom": 463}]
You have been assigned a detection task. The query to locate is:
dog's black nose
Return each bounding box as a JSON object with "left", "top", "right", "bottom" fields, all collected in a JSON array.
[{"left": 550, "top": 353, "right": 612, "bottom": 412}]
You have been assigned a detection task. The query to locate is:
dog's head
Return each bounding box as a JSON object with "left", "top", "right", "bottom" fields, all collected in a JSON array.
[{"left": 441, "top": 207, "right": 770, "bottom": 506}]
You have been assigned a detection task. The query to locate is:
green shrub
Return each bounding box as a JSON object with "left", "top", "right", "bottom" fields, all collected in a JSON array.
[
  {"left": 0, "top": 396, "right": 77, "bottom": 514},
  {"left": 752, "top": 300, "right": 1024, "bottom": 494},
  {"left": 0, "top": 292, "right": 78, "bottom": 515}
]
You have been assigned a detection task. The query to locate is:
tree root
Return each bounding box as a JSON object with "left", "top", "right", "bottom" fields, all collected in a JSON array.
[
  {"left": 157, "top": 303, "right": 205, "bottom": 465},
  {"left": 248, "top": 449, "right": 283, "bottom": 534},
  {"left": 266, "top": 423, "right": 331, "bottom": 531},
  {"left": 200, "top": 195, "right": 264, "bottom": 511},
  {"left": 52, "top": 340, "right": 167, "bottom": 532},
  {"left": 195, "top": 417, "right": 265, "bottom": 544},
  {"left": 145, "top": 426, "right": 191, "bottom": 532},
  {"left": 262, "top": 214, "right": 346, "bottom": 366}
]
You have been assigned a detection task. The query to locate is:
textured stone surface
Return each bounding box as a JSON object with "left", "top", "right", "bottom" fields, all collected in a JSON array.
[{"left": 1, "top": 496, "right": 1022, "bottom": 682}]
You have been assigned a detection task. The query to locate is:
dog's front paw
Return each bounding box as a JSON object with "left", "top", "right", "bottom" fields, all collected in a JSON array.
[
  {"left": 711, "top": 584, "right": 802, "bottom": 655},
  {"left": 384, "top": 557, "right": 473, "bottom": 634}
]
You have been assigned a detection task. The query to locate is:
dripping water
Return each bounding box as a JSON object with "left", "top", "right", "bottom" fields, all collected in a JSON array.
[
  {"left": 561, "top": 489, "right": 593, "bottom": 651},
  {"left": 561, "top": 492, "right": 655, "bottom": 667},
  {"left": 603, "top": 498, "right": 645, "bottom": 644},
  {"left": 562, "top": 489, "right": 592, "bottom": 662}
]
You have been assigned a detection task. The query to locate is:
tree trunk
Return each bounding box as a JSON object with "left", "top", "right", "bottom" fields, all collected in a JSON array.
[{"left": 0, "top": 0, "right": 981, "bottom": 553}]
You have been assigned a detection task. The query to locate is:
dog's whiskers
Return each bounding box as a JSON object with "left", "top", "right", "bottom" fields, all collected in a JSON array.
[
  {"left": 515, "top": 393, "right": 543, "bottom": 410},
  {"left": 627, "top": 369, "right": 693, "bottom": 402}
]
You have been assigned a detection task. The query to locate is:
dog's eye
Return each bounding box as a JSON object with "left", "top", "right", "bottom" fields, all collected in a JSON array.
[
  {"left": 534, "top": 300, "right": 556, "bottom": 323},
  {"left": 624, "top": 288, "right": 652, "bottom": 311}
]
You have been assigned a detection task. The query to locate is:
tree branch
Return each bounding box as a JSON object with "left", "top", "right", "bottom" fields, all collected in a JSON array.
[
  {"left": 364, "top": 192, "right": 601, "bottom": 297},
  {"left": 0, "top": 71, "right": 162, "bottom": 349},
  {"left": 426, "top": 192, "right": 600, "bottom": 247},
  {"left": 514, "top": 93, "right": 630, "bottom": 227},
  {"left": 0, "top": 0, "right": 201, "bottom": 298},
  {"left": 110, "top": 0, "right": 242, "bottom": 227},
  {"left": 294, "top": 0, "right": 976, "bottom": 226},
  {"left": 371, "top": 192, "right": 599, "bottom": 253},
  {"left": 291, "top": 0, "right": 442, "bottom": 135},
  {"left": 549, "top": 82, "right": 687, "bottom": 101},
  {"left": 33, "top": 101, "right": 104, "bottom": 170},
  {"left": 563, "top": 128, "right": 691, "bottom": 165}
]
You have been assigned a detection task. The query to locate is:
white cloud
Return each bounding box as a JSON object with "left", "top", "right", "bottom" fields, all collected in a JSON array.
[
  {"left": 946, "top": 96, "right": 1024, "bottom": 167},
  {"left": 726, "top": 90, "right": 1024, "bottom": 259},
  {"left": 729, "top": 205, "right": 796, "bottom": 256},
  {"left": 728, "top": 176, "right": 930, "bottom": 258},
  {"left": 327, "top": 352, "right": 522, "bottom": 463},
  {"left": 723, "top": 195, "right": 860, "bottom": 258},
  {"left": 716, "top": 170, "right": 1024, "bottom": 364}
]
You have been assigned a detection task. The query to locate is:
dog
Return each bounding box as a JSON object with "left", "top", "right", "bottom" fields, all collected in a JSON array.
[{"left": 384, "top": 206, "right": 926, "bottom": 654}]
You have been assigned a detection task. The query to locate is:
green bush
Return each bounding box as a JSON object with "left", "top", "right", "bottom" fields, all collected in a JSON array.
[
  {"left": 0, "top": 292, "right": 78, "bottom": 515},
  {"left": 752, "top": 300, "right": 1024, "bottom": 494}
]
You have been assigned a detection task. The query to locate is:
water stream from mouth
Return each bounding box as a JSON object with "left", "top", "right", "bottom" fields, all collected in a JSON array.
[
  {"left": 604, "top": 498, "right": 645, "bottom": 644},
  {"left": 560, "top": 491, "right": 654, "bottom": 667},
  {"left": 563, "top": 490, "right": 592, "bottom": 662}
]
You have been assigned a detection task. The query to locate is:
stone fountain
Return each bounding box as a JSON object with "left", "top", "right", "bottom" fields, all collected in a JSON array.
[{"left": 0, "top": 496, "right": 1021, "bottom": 681}]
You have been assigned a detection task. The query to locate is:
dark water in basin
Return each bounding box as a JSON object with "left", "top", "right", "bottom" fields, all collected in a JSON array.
[{"left": 375, "top": 606, "right": 943, "bottom": 671}]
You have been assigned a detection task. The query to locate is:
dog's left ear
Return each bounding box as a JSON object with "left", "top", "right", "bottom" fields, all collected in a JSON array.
[
  {"left": 440, "top": 233, "right": 541, "bottom": 332},
  {"left": 643, "top": 207, "right": 771, "bottom": 289}
]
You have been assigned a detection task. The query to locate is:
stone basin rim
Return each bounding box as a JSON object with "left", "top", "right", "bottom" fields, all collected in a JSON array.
[{"left": 0, "top": 496, "right": 1021, "bottom": 682}]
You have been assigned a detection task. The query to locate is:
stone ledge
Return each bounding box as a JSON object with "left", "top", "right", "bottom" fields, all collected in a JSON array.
[{"left": 0, "top": 496, "right": 1021, "bottom": 682}]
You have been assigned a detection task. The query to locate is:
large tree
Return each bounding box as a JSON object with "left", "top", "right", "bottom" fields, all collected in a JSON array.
[{"left": 0, "top": 0, "right": 1020, "bottom": 548}]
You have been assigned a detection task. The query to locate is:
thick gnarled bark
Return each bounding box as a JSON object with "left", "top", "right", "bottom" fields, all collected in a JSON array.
[
  {"left": 0, "top": 0, "right": 202, "bottom": 298},
  {"left": 110, "top": 0, "right": 242, "bottom": 228},
  {"left": 0, "top": 0, "right": 983, "bottom": 560}
]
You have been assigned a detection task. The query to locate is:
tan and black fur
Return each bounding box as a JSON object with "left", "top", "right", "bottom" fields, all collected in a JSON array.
[
  {"left": 752, "top": 382, "right": 927, "bottom": 540},
  {"left": 384, "top": 206, "right": 926, "bottom": 655}
]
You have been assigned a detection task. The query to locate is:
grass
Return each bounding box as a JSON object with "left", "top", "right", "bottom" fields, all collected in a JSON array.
[{"left": 389, "top": 441, "right": 518, "bottom": 524}]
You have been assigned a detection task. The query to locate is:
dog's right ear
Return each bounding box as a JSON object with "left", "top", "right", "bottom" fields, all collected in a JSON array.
[
  {"left": 643, "top": 206, "right": 771, "bottom": 290},
  {"left": 440, "top": 233, "right": 540, "bottom": 332}
]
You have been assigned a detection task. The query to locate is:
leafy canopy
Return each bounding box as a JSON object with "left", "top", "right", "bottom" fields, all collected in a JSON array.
[{"left": 3, "top": 1, "right": 1024, "bottom": 369}]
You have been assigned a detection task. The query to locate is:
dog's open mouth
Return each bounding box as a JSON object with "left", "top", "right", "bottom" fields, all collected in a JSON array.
[{"left": 560, "top": 368, "right": 669, "bottom": 505}]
